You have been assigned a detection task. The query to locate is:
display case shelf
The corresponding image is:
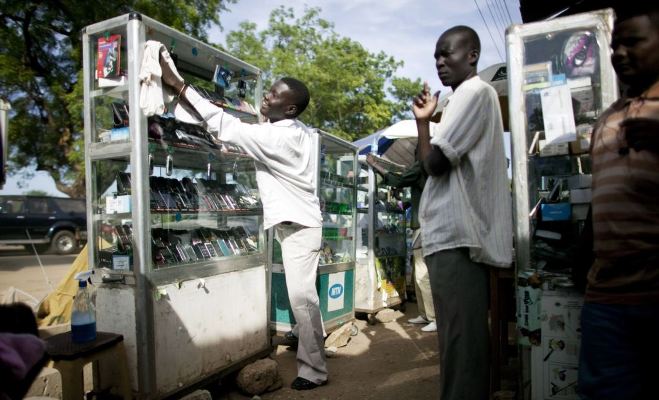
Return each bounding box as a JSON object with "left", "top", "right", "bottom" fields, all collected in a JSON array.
[
  {"left": 506, "top": 10, "right": 618, "bottom": 400},
  {"left": 355, "top": 153, "right": 409, "bottom": 314},
  {"left": 90, "top": 84, "right": 129, "bottom": 99},
  {"left": 82, "top": 13, "right": 269, "bottom": 398}
]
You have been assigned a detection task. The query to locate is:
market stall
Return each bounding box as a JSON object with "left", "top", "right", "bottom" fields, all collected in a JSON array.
[
  {"left": 82, "top": 13, "right": 270, "bottom": 398},
  {"left": 353, "top": 154, "right": 409, "bottom": 322},
  {"left": 269, "top": 131, "right": 358, "bottom": 335},
  {"left": 506, "top": 9, "right": 618, "bottom": 399}
]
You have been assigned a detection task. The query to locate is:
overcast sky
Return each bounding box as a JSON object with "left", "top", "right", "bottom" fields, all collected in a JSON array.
[{"left": 1, "top": 0, "right": 521, "bottom": 196}]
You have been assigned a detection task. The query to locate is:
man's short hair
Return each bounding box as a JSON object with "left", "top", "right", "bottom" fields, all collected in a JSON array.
[
  {"left": 280, "top": 77, "right": 310, "bottom": 116},
  {"left": 443, "top": 25, "right": 481, "bottom": 53},
  {"left": 613, "top": 2, "right": 659, "bottom": 25}
]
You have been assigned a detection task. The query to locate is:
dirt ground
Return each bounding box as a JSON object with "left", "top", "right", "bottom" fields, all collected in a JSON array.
[
  {"left": 213, "top": 302, "right": 441, "bottom": 400},
  {"left": 1, "top": 247, "right": 442, "bottom": 399}
]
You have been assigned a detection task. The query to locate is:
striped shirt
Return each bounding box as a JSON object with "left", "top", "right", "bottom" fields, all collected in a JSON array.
[
  {"left": 586, "top": 81, "right": 659, "bottom": 304},
  {"left": 419, "top": 76, "right": 512, "bottom": 268}
]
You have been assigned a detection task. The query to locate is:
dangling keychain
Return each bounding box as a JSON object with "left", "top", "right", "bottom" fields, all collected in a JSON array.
[
  {"left": 166, "top": 147, "right": 174, "bottom": 176},
  {"left": 207, "top": 153, "right": 216, "bottom": 180},
  {"left": 232, "top": 159, "right": 239, "bottom": 182}
]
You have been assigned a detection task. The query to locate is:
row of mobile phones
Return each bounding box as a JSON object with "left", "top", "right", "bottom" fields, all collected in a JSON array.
[
  {"left": 116, "top": 172, "right": 260, "bottom": 212},
  {"left": 152, "top": 226, "right": 258, "bottom": 267}
]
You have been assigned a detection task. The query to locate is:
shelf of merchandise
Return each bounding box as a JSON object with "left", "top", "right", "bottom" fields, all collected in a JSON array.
[
  {"left": 354, "top": 155, "right": 409, "bottom": 318},
  {"left": 506, "top": 9, "right": 618, "bottom": 400},
  {"left": 82, "top": 13, "right": 269, "bottom": 398}
]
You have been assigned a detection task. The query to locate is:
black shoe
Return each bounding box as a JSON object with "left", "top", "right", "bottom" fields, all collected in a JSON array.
[
  {"left": 284, "top": 331, "right": 298, "bottom": 342},
  {"left": 291, "top": 377, "right": 327, "bottom": 391}
]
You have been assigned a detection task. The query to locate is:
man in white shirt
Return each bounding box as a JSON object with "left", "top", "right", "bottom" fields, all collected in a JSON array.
[
  {"left": 413, "top": 26, "right": 512, "bottom": 399},
  {"left": 159, "top": 58, "right": 327, "bottom": 390}
]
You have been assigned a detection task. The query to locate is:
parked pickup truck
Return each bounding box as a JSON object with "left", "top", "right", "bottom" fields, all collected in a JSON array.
[{"left": 0, "top": 195, "right": 87, "bottom": 254}]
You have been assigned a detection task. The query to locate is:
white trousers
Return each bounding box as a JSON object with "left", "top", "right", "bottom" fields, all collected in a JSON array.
[{"left": 276, "top": 224, "right": 328, "bottom": 384}]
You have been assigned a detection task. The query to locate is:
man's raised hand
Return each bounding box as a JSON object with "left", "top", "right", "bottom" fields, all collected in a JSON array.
[
  {"left": 412, "top": 82, "right": 439, "bottom": 121},
  {"left": 159, "top": 49, "right": 185, "bottom": 94}
]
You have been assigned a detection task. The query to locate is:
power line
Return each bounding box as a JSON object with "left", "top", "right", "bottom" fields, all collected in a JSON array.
[
  {"left": 473, "top": 0, "right": 504, "bottom": 61},
  {"left": 495, "top": 0, "right": 513, "bottom": 26},
  {"left": 491, "top": 0, "right": 509, "bottom": 30},
  {"left": 485, "top": 0, "right": 507, "bottom": 48}
]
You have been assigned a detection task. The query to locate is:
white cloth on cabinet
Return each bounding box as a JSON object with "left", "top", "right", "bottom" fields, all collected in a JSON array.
[{"left": 138, "top": 41, "right": 181, "bottom": 117}]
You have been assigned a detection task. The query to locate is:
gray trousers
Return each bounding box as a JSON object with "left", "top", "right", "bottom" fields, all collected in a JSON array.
[
  {"left": 425, "top": 248, "right": 490, "bottom": 400},
  {"left": 276, "top": 224, "right": 327, "bottom": 384}
]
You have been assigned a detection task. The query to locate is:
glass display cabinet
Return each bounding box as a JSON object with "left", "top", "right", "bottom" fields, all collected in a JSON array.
[
  {"left": 269, "top": 131, "right": 358, "bottom": 335},
  {"left": 354, "top": 154, "right": 408, "bottom": 321},
  {"left": 506, "top": 9, "right": 618, "bottom": 400},
  {"left": 83, "top": 13, "right": 269, "bottom": 398}
]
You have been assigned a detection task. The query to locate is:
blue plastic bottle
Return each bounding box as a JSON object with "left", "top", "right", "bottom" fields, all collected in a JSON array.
[{"left": 71, "top": 279, "right": 97, "bottom": 343}]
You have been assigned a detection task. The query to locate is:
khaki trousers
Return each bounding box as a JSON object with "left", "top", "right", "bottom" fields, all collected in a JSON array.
[
  {"left": 413, "top": 247, "right": 435, "bottom": 321},
  {"left": 276, "top": 224, "right": 327, "bottom": 384}
]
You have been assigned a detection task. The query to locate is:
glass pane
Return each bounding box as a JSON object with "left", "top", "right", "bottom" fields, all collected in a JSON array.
[
  {"left": 88, "top": 26, "right": 130, "bottom": 145},
  {"left": 91, "top": 158, "right": 133, "bottom": 271},
  {"left": 147, "top": 143, "right": 262, "bottom": 270},
  {"left": 319, "top": 141, "right": 355, "bottom": 266},
  {"left": 521, "top": 26, "right": 604, "bottom": 272}
]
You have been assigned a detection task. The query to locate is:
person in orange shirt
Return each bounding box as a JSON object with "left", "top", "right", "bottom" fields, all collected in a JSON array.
[{"left": 578, "top": 4, "right": 659, "bottom": 399}]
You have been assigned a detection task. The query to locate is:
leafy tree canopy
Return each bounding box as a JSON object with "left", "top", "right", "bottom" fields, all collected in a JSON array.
[
  {"left": 1, "top": 2, "right": 420, "bottom": 197},
  {"left": 0, "top": 0, "right": 235, "bottom": 197},
  {"left": 222, "top": 6, "right": 421, "bottom": 141}
]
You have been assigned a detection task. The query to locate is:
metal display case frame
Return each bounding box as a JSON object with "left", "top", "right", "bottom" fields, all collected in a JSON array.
[
  {"left": 269, "top": 130, "right": 358, "bottom": 335},
  {"left": 354, "top": 154, "right": 409, "bottom": 320},
  {"left": 506, "top": 9, "right": 618, "bottom": 400},
  {"left": 82, "top": 13, "right": 269, "bottom": 398}
]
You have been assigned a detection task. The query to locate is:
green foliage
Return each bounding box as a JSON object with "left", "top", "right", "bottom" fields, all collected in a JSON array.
[
  {"left": 223, "top": 6, "right": 421, "bottom": 141},
  {"left": 1, "top": 2, "right": 422, "bottom": 197},
  {"left": 25, "top": 190, "right": 49, "bottom": 197},
  {"left": 389, "top": 77, "right": 423, "bottom": 122},
  {"left": 0, "top": 0, "right": 235, "bottom": 197}
]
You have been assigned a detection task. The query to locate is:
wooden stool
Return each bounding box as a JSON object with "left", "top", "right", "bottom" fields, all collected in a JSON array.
[{"left": 45, "top": 331, "right": 131, "bottom": 400}]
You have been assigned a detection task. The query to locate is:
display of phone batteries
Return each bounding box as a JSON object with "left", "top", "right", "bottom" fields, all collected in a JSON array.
[{"left": 151, "top": 226, "right": 258, "bottom": 268}]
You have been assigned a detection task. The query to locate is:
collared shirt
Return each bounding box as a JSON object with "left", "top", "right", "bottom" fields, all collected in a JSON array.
[
  {"left": 185, "top": 87, "right": 322, "bottom": 230},
  {"left": 586, "top": 81, "right": 659, "bottom": 305},
  {"left": 419, "top": 76, "right": 512, "bottom": 267}
]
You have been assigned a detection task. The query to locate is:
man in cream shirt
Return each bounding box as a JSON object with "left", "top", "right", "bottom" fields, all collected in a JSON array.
[
  {"left": 159, "top": 57, "right": 327, "bottom": 390},
  {"left": 413, "top": 26, "right": 512, "bottom": 399}
]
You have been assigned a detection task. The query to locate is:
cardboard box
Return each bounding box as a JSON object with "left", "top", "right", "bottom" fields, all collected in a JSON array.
[
  {"left": 517, "top": 282, "right": 542, "bottom": 346},
  {"left": 539, "top": 140, "right": 569, "bottom": 157},
  {"left": 570, "top": 86, "right": 595, "bottom": 116},
  {"left": 571, "top": 204, "right": 590, "bottom": 221},
  {"left": 541, "top": 203, "right": 571, "bottom": 221},
  {"left": 569, "top": 189, "right": 592, "bottom": 204},
  {"left": 534, "top": 156, "right": 573, "bottom": 176},
  {"left": 567, "top": 174, "right": 592, "bottom": 189},
  {"left": 569, "top": 136, "right": 591, "bottom": 154}
]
